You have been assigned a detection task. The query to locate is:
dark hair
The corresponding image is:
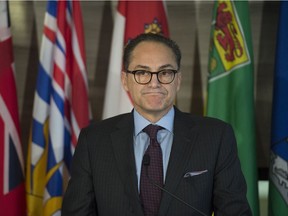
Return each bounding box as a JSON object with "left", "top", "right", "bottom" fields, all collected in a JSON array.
[{"left": 123, "top": 33, "right": 181, "bottom": 71}]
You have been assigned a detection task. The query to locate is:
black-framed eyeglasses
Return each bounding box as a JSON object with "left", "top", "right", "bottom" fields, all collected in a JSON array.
[{"left": 125, "top": 69, "right": 178, "bottom": 84}]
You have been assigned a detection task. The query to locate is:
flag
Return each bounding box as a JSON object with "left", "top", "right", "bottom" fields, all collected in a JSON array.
[
  {"left": 0, "top": 1, "right": 26, "bottom": 215},
  {"left": 26, "top": 0, "right": 90, "bottom": 215},
  {"left": 206, "top": 1, "right": 259, "bottom": 215},
  {"left": 102, "top": 0, "right": 169, "bottom": 119},
  {"left": 268, "top": 1, "right": 288, "bottom": 215}
]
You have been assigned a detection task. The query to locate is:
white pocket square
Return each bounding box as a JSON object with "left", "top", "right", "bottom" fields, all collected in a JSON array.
[{"left": 183, "top": 170, "right": 208, "bottom": 178}]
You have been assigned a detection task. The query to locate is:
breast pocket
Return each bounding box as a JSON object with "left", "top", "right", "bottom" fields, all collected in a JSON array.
[{"left": 179, "top": 169, "right": 213, "bottom": 203}]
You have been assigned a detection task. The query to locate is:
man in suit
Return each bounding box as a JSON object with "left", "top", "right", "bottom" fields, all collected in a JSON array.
[{"left": 62, "top": 33, "right": 252, "bottom": 216}]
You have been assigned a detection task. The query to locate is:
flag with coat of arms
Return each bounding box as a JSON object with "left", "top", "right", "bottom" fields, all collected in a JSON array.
[
  {"left": 102, "top": 0, "right": 169, "bottom": 119},
  {"left": 206, "top": 1, "right": 259, "bottom": 215},
  {"left": 268, "top": 1, "right": 288, "bottom": 215},
  {"left": 25, "top": 0, "right": 91, "bottom": 215}
]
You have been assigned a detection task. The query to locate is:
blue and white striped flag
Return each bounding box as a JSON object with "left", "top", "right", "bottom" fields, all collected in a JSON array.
[{"left": 26, "top": 1, "right": 90, "bottom": 215}]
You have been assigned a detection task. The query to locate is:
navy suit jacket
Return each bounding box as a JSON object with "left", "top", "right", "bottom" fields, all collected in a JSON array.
[{"left": 62, "top": 108, "right": 252, "bottom": 216}]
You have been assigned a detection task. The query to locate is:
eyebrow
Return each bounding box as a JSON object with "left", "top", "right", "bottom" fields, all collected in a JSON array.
[
  {"left": 159, "top": 64, "right": 176, "bottom": 70},
  {"left": 132, "top": 64, "right": 176, "bottom": 71}
]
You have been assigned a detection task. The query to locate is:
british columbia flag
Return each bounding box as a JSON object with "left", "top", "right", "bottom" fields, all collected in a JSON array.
[
  {"left": 25, "top": 0, "right": 90, "bottom": 215},
  {"left": 0, "top": 1, "right": 26, "bottom": 215}
]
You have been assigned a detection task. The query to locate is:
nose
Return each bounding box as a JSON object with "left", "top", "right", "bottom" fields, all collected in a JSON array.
[{"left": 149, "top": 73, "right": 160, "bottom": 87}]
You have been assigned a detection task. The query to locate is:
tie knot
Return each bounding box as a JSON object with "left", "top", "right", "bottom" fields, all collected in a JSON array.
[{"left": 143, "top": 124, "right": 163, "bottom": 140}]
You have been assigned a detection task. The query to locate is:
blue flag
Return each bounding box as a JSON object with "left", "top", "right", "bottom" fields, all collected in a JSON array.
[{"left": 268, "top": 1, "right": 288, "bottom": 215}]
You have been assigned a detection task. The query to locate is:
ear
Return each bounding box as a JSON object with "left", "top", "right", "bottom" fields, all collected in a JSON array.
[
  {"left": 121, "top": 71, "right": 129, "bottom": 91},
  {"left": 176, "top": 72, "right": 182, "bottom": 91}
]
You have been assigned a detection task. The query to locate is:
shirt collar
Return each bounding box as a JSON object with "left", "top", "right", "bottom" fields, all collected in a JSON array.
[{"left": 133, "top": 107, "right": 174, "bottom": 136}]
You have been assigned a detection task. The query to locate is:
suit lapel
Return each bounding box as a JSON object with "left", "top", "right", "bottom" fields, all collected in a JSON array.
[
  {"left": 159, "top": 109, "right": 199, "bottom": 216},
  {"left": 110, "top": 114, "right": 144, "bottom": 216}
]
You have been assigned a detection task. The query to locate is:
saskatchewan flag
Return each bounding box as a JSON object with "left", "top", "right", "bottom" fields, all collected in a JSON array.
[
  {"left": 268, "top": 1, "right": 288, "bottom": 215},
  {"left": 206, "top": 1, "right": 259, "bottom": 215}
]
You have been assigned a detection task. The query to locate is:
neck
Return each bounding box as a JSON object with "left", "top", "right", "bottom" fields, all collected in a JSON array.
[{"left": 134, "top": 106, "right": 173, "bottom": 123}]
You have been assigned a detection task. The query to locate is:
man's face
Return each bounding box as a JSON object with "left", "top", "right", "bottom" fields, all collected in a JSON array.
[{"left": 121, "top": 41, "right": 181, "bottom": 121}]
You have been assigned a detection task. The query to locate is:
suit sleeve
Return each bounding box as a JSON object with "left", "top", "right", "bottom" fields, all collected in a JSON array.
[
  {"left": 213, "top": 124, "right": 252, "bottom": 216},
  {"left": 62, "top": 128, "right": 97, "bottom": 216}
]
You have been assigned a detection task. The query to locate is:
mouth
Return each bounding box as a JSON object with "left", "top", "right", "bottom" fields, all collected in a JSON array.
[{"left": 142, "top": 91, "right": 165, "bottom": 96}]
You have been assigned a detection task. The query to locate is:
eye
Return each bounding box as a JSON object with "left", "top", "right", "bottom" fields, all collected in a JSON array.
[
  {"left": 160, "top": 69, "right": 173, "bottom": 76},
  {"left": 135, "top": 70, "right": 150, "bottom": 76}
]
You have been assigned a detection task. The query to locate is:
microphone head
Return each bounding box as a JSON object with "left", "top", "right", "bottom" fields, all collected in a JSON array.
[{"left": 143, "top": 154, "right": 150, "bottom": 166}]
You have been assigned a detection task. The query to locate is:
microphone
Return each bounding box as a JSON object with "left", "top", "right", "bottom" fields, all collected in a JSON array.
[{"left": 143, "top": 154, "right": 207, "bottom": 216}]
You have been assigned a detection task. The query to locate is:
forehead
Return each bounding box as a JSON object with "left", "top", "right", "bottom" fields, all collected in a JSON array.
[
  {"left": 132, "top": 41, "right": 171, "bottom": 53},
  {"left": 130, "top": 41, "right": 176, "bottom": 64}
]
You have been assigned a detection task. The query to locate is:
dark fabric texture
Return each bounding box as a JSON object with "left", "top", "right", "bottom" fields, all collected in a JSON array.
[
  {"left": 140, "top": 124, "right": 164, "bottom": 216},
  {"left": 62, "top": 107, "right": 252, "bottom": 216}
]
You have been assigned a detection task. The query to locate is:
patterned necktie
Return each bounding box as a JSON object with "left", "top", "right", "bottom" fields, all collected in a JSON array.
[{"left": 140, "top": 124, "right": 164, "bottom": 216}]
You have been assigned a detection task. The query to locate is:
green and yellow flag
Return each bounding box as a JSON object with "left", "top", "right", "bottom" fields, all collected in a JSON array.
[{"left": 206, "top": 1, "right": 259, "bottom": 215}]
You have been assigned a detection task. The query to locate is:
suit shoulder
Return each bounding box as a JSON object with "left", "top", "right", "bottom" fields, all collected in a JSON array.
[
  {"left": 81, "top": 113, "right": 132, "bottom": 135},
  {"left": 177, "top": 111, "right": 231, "bottom": 129}
]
